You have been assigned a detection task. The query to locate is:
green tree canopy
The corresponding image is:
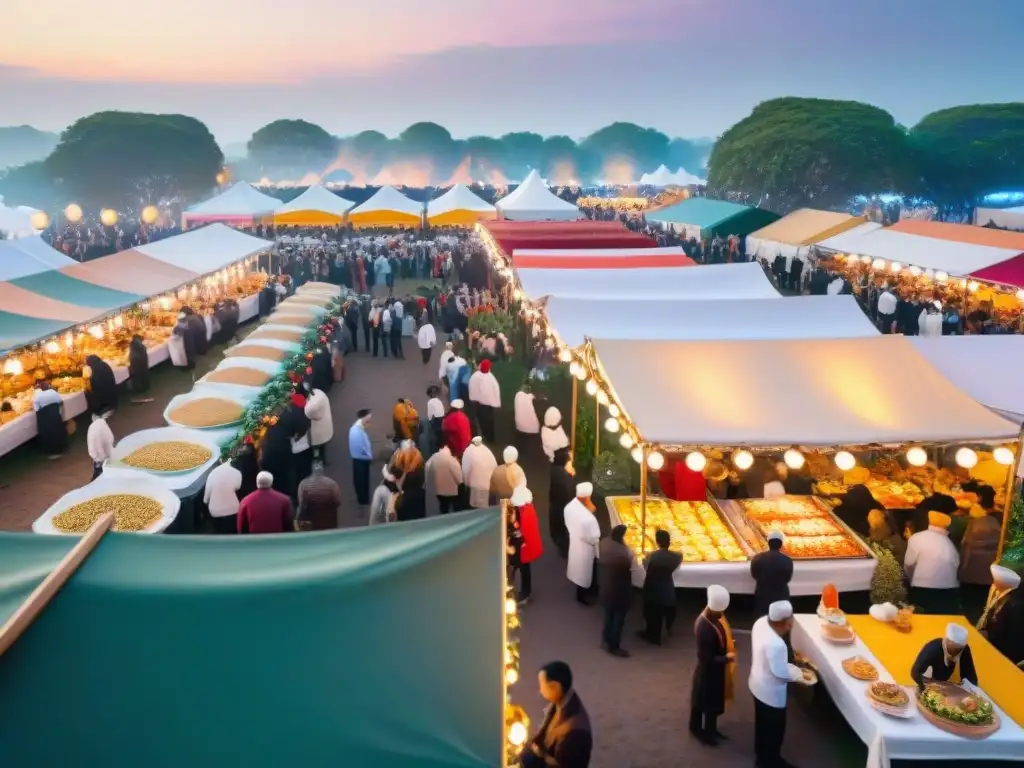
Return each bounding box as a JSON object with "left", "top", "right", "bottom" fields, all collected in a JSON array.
[
  {"left": 0, "top": 160, "right": 59, "bottom": 209},
  {"left": 46, "top": 111, "right": 223, "bottom": 207},
  {"left": 707, "top": 97, "right": 914, "bottom": 213},
  {"left": 499, "top": 132, "right": 545, "bottom": 180},
  {"left": 909, "top": 103, "right": 1024, "bottom": 210},
  {"left": 579, "top": 122, "right": 670, "bottom": 177},
  {"left": 396, "top": 122, "right": 459, "bottom": 180},
  {"left": 541, "top": 135, "right": 580, "bottom": 181},
  {"left": 247, "top": 119, "right": 338, "bottom": 169}
]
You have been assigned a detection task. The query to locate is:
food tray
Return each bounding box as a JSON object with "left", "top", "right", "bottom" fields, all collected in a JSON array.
[
  {"left": 733, "top": 496, "right": 873, "bottom": 561},
  {"left": 197, "top": 357, "right": 283, "bottom": 392},
  {"left": 107, "top": 426, "right": 223, "bottom": 477},
  {"left": 842, "top": 656, "right": 879, "bottom": 681},
  {"left": 33, "top": 476, "right": 181, "bottom": 535},
  {"left": 865, "top": 685, "right": 914, "bottom": 719},
  {"left": 916, "top": 682, "right": 1000, "bottom": 739},
  {"left": 163, "top": 390, "right": 252, "bottom": 430},
  {"left": 607, "top": 495, "right": 754, "bottom": 563}
]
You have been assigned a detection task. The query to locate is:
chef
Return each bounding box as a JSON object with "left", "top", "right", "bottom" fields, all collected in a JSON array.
[
  {"left": 689, "top": 585, "right": 736, "bottom": 746},
  {"left": 982, "top": 564, "right": 1023, "bottom": 664},
  {"left": 564, "top": 482, "right": 601, "bottom": 606},
  {"left": 911, "top": 622, "right": 979, "bottom": 692},
  {"left": 461, "top": 436, "right": 497, "bottom": 509},
  {"left": 749, "top": 600, "right": 805, "bottom": 768},
  {"left": 904, "top": 510, "right": 961, "bottom": 614},
  {"left": 749, "top": 530, "right": 793, "bottom": 617}
]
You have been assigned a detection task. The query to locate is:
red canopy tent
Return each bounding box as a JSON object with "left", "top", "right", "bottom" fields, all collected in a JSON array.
[
  {"left": 492, "top": 232, "right": 657, "bottom": 256},
  {"left": 481, "top": 220, "right": 628, "bottom": 234},
  {"left": 512, "top": 247, "right": 694, "bottom": 270}
]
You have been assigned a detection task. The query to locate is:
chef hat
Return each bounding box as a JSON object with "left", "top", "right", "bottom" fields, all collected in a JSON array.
[
  {"left": 451, "top": 399, "right": 464, "bottom": 409},
  {"left": 768, "top": 600, "right": 793, "bottom": 621},
  {"left": 707, "top": 584, "right": 730, "bottom": 612},
  {"left": 445, "top": 341, "right": 453, "bottom": 349},
  {"left": 945, "top": 623, "right": 968, "bottom": 645},
  {"left": 503, "top": 446, "right": 519, "bottom": 463},
  {"left": 990, "top": 564, "right": 1021, "bottom": 590},
  {"left": 928, "top": 511, "right": 952, "bottom": 529},
  {"left": 544, "top": 406, "right": 562, "bottom": 428},
  {"left": 479, "top": 359, "right": 492, "bottom": 373},
  {"left": 471, "top": 436, "right": 483, "bottom": 445},
  {"left": 766, "top": 530, "right": 785, "bottom": 544},
  {"left": 576, "top": 482, "right": 593, "bottom": 498},
  {"left": 510, "top": 485, "right": 533, "bottom": 507}
]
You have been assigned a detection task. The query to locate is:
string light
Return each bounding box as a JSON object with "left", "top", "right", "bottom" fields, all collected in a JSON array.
[
  {"left": 558, "top": 348, "right": 572, "bottom": 363},
  {"left": 783, "top": 449, "right": 805, "bottom": 470},
  {"left": 647, "top": 451, "right": 665, "bottom": 470},
  {"left": 618, "top": 433, "right": 634, "bottom": 449},
  {"left": 834, "top": 451, "right": 856, "bottom": 471},
  {"left": 573, "top": 365, "right": 587, "bottom": 381},
  {"left": 64, "top": 204, "right": 83, "bottom": 223},
  {"left": 685, "top": 451, "right": 706, "bottom": 472},
  {"left": 872, "top": 258, "right": 886, "bottom": 270},
  {"left": 631, "top": 446, "right": 644, "bottom": 464},
  {"left": 732, "top": 449, "right": 754, "bottom": 470},
  {"left": 955, "top": 447, "right": 978, "bottom": 469},
  {"left": 993, "top": 446, "right": 1015, "bottom": 466},
  {"left": 604, "top": 417, "right": 619, "bottom": 433},
  {"left": 596, "top": 389, "right": 609, "bottom": 406},
  {"left": 935, "top": 270, "right": 948, "bottom": 282},
  {"left": 890, "top": 262, "right": 902, "bottom": 273},
  {"left": 906, "top": 446, "right": 928, "bottom": 467},
  {"left": 585, "top": 379, "right": 598, "bottom": 396},
  {"left": 568, "top": 361, "right": 582, "bottom": 377},
  {"left": 608, "top": 404, "right": 620, "bottom": 418}
]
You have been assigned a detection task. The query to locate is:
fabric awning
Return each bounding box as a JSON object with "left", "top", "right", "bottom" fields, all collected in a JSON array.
[
  {"left": 547, "top": 295, "right": 877, "bottom": 348},
  {"left": 0, "top": 237, "right": 76, "bottom": 280},
  {"left": 494, "top": 232, "right": 656, "bottom": 255},
  {"left": 887, "top": 219, "right": 1024, "bottom": 250},
  {"left": 518, "top": 262, "right": 779, "bottom": 301},
  {"left": 648, "top": 198, "right": 780, "bottom": 239},
  {"left": 130, "top": 224, "right": 270, "bottom": 275},
  {"left": 481, "top": 220, "right": 626, "bottom": 234},
  {"left": 0, "top": 282, "right": 99, "bottom": 323},
  {"left": 513, "top": 248, "right": 693, "bottom": 270},
  {"left": 10, "top": 271, "right": 144, "bottom": 310},
  {"left": 59, "top": 251, "right": 201, "bottom": 295},
  {"left": 746, "top": 209, "right": 865, "bottom": 261},
  {"left": 591, "top": 335, "right": 1019, "bottom": 446},
  {"left": 0, "top": 312, "right": 81, "bottom": 353},
  {"left": 274, "top": 184, "right": 355, "bottom": 225}
]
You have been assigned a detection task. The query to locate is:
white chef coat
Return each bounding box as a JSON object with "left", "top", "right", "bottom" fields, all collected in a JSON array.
[
  {"left": 203, "top": 462, "right": 243, "bottom": 518},
  {"left": 86, "top": 418, "right": 115, "bottom": 464},
  {"left": 905, "top": 526, "right": 960, "bottom": 588},
  {"left": 462, "top": 441, "right": 497, "bottom": 508},
  {"left": 564, "top": 498, "right": 601, "bottom": 587},
  {"left": 514, "top": 391, "right": 540, "bottom": 434},
  {"left": 426, "top": 397, "right": 445, "bottom": 420},
  {"left": 468, "top": 370, "right": 501, "bottom": 408},
  {"left": 749, "top": 616, "right": 803, "bottom": 708},
  {"left": 417, "top": 323, "right": 437, "bottom": 350},
  {"left": 827, "top": 277, "right": 844, "bottom": 295},
  {"left": 877, "top": 290, "right": 897, "bottom": 316},
  {"left": 438, "top": 349, "right": 455, "bottom": 379}
]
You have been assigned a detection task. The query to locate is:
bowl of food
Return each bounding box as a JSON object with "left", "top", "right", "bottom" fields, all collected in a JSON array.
[
  {"left": 867, "top": 682, "right": 913, "bottom": 718},
  {"left": 821, "top": 622, "right": 857, "bottom": 644},
  {"left": 247, "top": 324, "right": 310, "bottom": 344},
  {"left": 223, "top": 338, "right": 300, "bottom": 362},
  {"left": 164, "top": 392, "right": 250, "bottom": 429},
  {"left": 33, "top": 477, "right": 181, "bottom": 535},
  {"left": 917, "top": 682, "right": 999, "bottom": 737},
  {"left": 198, "top": 357, "right": 282, "bottom": 391},
  {"left": 842, "top": 657, "right": 879, "bottom": 681},
  {"left": 109, "top": 426, "right": 222, "bottom": 476}
]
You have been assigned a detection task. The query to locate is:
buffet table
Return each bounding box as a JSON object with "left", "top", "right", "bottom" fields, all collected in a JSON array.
[
  {"left": 791, "top": 614, "right": 1024, "bottom": 768},
  {"left": 607, "top": 495, "right": 876, "bottom": 594}
]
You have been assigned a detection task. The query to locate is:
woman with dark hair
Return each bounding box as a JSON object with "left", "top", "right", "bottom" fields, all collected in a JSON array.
[
  {"left": 84, "top": 355, "right": 118, "bottom": 416},
  {"left": 128, "top": 335, "right": 151, "bottom": 401},
  {"left": 548, "top": 447, "right": 576, "bottom": 559},
  {"left": 833, "top": 484, "right": 882, "bottom": 538},
  {"left": 235, "top": 444, "right": 260, "bottom": 499},
  {"left": 33, "top": 381, "right": 68, "bottom": 458}
]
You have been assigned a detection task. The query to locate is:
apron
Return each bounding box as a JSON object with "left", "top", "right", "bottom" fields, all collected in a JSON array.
[{"left": 706, "top": 614, "right": 737, "bottom": 705}]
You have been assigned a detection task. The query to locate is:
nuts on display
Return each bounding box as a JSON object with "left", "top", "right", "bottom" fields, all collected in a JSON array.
[
  {"left": 121, "top": 441, "right": 213, "bottom": 471},
  {"left": 53, "top": 494, "right": 163, "bottom": 532},
  {"left": 224, "top": 345, "right": 288, "bottom": 361},
  {"left": 206, "top": 367, "right": 273, "bottom": 386},
  {"left": 167, "top": 397, "right": 245, "bottom": 427},
  {"left": 250, "top": 329, "right": 305, "bottom": 343}
]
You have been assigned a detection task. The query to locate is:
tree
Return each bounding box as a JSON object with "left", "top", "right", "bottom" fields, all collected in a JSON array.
[
  {"left": 579, "top": 122, "right": 670, "bottom": 178},
  {"left": 342, "top": 130, "right": 393, "bottom": 175},
  {"left": 667, "top": 137, "right": 712, "bottom": 174},
  {"left": 499, "top": 132, "right": 545, "bottom": 180},
  {"left": 247, "top": 119, "right": 338, "bottom": 169},
  {"left": 541, "top": 135, "right": 580, "bottom": 182},
  {"left": 909, "top": 104, "right": 1024, "bottom": 213},
  {"left": 0, "top": 160, "right": 59, "bottom": 208},
  {"left": 707, "top": 97, "right": 914, "bottom": 213},
  {"left": 396, "top": 122, "right": 459, "bottom": 181},
  {"left": 0, "top": 126, "right": 58, "bottom": 170},
  {"left": 45, "top": 111, "right": 223, "bottom": 206}
]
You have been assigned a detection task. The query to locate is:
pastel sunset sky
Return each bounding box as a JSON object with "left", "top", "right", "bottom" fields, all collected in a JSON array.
[{"left": 2, "top": 0, "right": 1021, "bottom": 142}]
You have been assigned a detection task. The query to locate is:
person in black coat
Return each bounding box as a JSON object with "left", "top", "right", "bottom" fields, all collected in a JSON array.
[
  {"left": 311, "top": 347, "right": 333, "bottom": 393},
  {"left": 128, "top": 335, "right": 151, "bottom": 400},
  {"left": 259, "top": 414, "right": 296, "bottom": 499},
  {"left": 639, "top": 529, "right": 683, "bottom": 645},
  {"left": 598, "top": 525, "right": 635, "bottom": 658},
  {"left": 548, "top": 448, "right": 576, "bottom": 559},
  {"left": 833, "top": 484, "right": 881, "bottom": 538},
  {"left": 690, "top": 585, "right": 733, "bottom": 746},
  {"left": 750, "top": 530, "right": 793, "bottom": 617},
  {"left": 235, "top": 444, "right": 260, "bottom": 499},
  {"left": 84, "top": 355, "right": 118, "bottom": 416},
  {"left": 181, "top": 307, "right": 209, "bottom": 356}
]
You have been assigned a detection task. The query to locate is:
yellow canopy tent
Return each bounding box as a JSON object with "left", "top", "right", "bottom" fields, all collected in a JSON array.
[
  {"left": 746, "top": 208, "right": 866, "bottom": 261},
  {"left": 347, "top": 185, "right": 423, "bottom": 229},
  {"left": 273, "top": 184, "right": 355, "bottom": 227},
  {"left": 427, "top": 184, "right": 497, "bottom": 227}
]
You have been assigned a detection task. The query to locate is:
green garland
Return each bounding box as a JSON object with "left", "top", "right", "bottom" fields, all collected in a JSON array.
[
  {"left": 1000, "top": 494, "right": 1024, "bottom": 567},
  {"left": 219, "top": 297, "right": 343, "bottom": 458}
]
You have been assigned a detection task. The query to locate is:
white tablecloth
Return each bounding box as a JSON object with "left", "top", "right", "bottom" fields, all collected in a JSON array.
[
  {"left": 791, "top": 614, "right": 1024, "bottom": 767},
  {"left": 607, "top": 502, "right": 876, "bottom": 594}
]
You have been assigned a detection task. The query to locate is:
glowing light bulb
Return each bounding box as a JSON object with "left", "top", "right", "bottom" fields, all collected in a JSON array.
[
  {"left": 783, "top": 449, "right": 805, "bottom": 470},
  {"left": 559, "top": 348, "right": 572, "bottom": 363},
  {"left": 955, "top": 447, "right": 978, "bottom": 469},
  {"left": 872, "top": 259, "right": 886, "bottom": 270},
  {"left": 631, "top": 446, "right": 644, "bottom": 464},
  {"left": 568, "top": 361, "right": 582, "bottom": 377},
  {"left": 505, "top": 667, "right": 519, "bottom": 685},
  {"left": 935, "top": 270, "right": 948, "bottom": 282},
  {"left": 88, "top": 324, "right": 103, "bottom": 339},
  {"left": 993, "top": 446, "right": 1015, "bottom": 466},
  {"left": 909, "top": 265, "right": 922, "bottom": 277},
  {"left": 573, "top": 365, "right": 587, "bottom": 381},
  {"left": 646, "top": 451, "right": 665, "bottom": 470},
  {"left": 732, "top": 449, "right": 753, "bottom": 470},
  {"left": 64, "top": 204, "right": 83, "bottom": 222},
  {"left": 604, "top": 417, "right": 619, "bottom": 433},
  {"left": 890, "top": 262, "right": 902, "bottom": 273},
  {"left": 619, "top": 433, "right": 633, "bottom": 449},
  {"left": 64, "top": 332, "right": 73, "bottom": 348},
  {"left": 861, "top": 255, "right": 872, "bottom": 265},
  {"left": 608, "top": 403, "right": 620, "bottom": 418},
  {"left": 45, "top": 341, "right": 59, "bottom": 354},
  {"left": 596, "top": 389, "right": 609, "bottom": 406},
  {"left": 30, "top": 210, "right": 49, "bottom": 230},
  {"left": 968, "top": 281, "right": 979, "bottom": 293},
  {"left": 906, "top": 446, "right": 928, "bottom": 467},
  {"left": 512, "top": 289, "right": 522, "bottom": 300},
  {"left": 505, "top": 598, "right": 517, "bottom": 615},
  {"left": 585, "top": 379, "right": 598, "bottom": 396},
  {"left": 508, "top": 721, "right": 528, "bottom": 747},
  {"left": 685, "top": 451, "right": 706, "bottom": 472},
  {"left": 835, "top": 451, "right": 856, "bottom": 471}
]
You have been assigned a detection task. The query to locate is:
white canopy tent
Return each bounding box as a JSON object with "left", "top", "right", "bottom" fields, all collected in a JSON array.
[
  {"left": 547, "top": 295, "right": 878, "bottom": 348},
  {"left": 592, "top": 335, "right": 1019, "bottom": 447},
  {"left": 274, "top": 184, "right": 355, "bottom": 219},
  {"left": 518, "top": 262, "right": 779, "bottom": 301},
  {"left": 427, "top": 184, "right": 496, "bottom": 219},
  {"left": 495, "top": 170, "right": 579, "bottom": 221},
  {"left": 976, "top": 206, "right": 1024, "bottom": 231},
  {"left": 183, "top": 183, "right": 282, "bottom": 224},
  {"left": 0, "top": 198, "right": 42, "bottom": 239},
  {"left": 815, "top": 224, "right": 1022, "bottom": 275},
  {"left": 0, "top": 236, "right": 76, "bottom": 280},
  {"left": 639, "top": 165, "right": 706, "bottom": 187},
  {"left": 131, "top": 223, "right": 270, "bottom": 274}
]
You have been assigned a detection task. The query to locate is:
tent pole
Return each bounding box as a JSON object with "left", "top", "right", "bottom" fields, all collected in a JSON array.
[
  {"left": 594, "top": 399, "right": 600, "bottom": 458},
  {"left": 500, "top": 500, "right": 510, "bottom": 768},
  {"left": 640, "top": 445, "right": 649, "bottom": 557},
  {"left": 0, "top": 512, "right": 113, "bottom": 658},
  {"left": 570, "top": 376, "right": 578, "bottom": 457},
  {"left": 995, "top": 427, "right": 1024, "bottom": 561}
]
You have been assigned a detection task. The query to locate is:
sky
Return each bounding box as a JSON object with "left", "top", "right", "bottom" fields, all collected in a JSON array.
[{"left": 2, "top": 0, "right": 1022, "bottom": 144}]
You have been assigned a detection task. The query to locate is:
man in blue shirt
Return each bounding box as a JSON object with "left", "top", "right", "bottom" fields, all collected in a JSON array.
[{"left": 349, "top": 408, "right": 373, "bottom": 508}]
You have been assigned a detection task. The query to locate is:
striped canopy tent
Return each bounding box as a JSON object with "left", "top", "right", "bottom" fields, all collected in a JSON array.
[
  {"left": 511, "top": 246, "right": 693, "bottom": 270},
  {"left": 648, "top": 197, "right": 780, "bottom": 240},
  {"left": 183, "top": 182, "right": 282, "bottom": 227},
  {"left": 426, "top": 184, "right": 496, "bottom": 227},
  {"left": 746, "top": 208, "right": 866, "bottom": 262},
  {"left": 480, "top": 220, "right": 627, "bottom": 235},
  {"left": 885, "top": 219, "right": 1024, "bottom": 288},
  {"left": 347, "top": 186, "right": 423, "bottom": 229},
  {"left": 975, "top": 206, "right": 1024, "bottom": 232},
  {"left": 0, "top": 236, "right": 76, "bottom": 281},
  {"left": 491, "top": 231, "right": 657, "bottom": 260},
  {"left": 273, "top": 184, "right": 356, "bottom": 227}
]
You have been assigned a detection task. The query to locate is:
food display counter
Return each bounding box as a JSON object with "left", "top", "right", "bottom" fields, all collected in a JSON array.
[{"left": 607, "top": 494, "right": 876, "bottom": 593}]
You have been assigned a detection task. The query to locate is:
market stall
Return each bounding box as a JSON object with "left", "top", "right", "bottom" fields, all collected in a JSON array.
[
  {"left": 565, "top": 335, "right": 1021, "bottom": 592},
  {"left": 427, "top": 183, "right": 497, "bottom": 227},
  {"left": 182, "top": 182, "right": 282, "bottom": 228},
  {"left": 745, "top": 208, "right": 866, "bottom": 262},
  {"left": 792, "top": 613, "right": 1024, "bottom": 768},
  {"left": 0, "top": 236, "right": 76, "bottom": 280},
  {"left": 976, "top": 205, "right": 1024, "bottom": 231},
  {"left": 638, "top": 165, "right": 705, "bottom": 187},
  {"left": 648, "top": 197, "right": 779, "bottom": 240},
  {"left": 347, "top": 185, "right": 423, "bottom": 229},
  {"left": 510, "top": 246, "right": 691, "bottom": 270},
  {"left": 494, "top": 170, "right": 579, "bottom": 221},
  {"left": 273, "top": 184, "right": 355, "bottom": 227},
  {"left": 886, "top": 219, "right": 1024, "bottom": 289}
]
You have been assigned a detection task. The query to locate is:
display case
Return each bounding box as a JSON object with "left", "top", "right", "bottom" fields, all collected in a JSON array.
[{"left": 719, "top": 496, "right": 873, "bottom": 560}]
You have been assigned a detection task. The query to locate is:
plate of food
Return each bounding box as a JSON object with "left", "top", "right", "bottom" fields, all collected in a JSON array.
[
  {"left": 33, "top": 476, "right": 181, "bottom": 535},
  {"left": 108, "top": 426, "right": 223, "bottom": 477},
  {"left": 866, "top": 682, "right": 913, "bottom": 718},
  {"left": 796, "top": 667, "right": 818, "bottom": 686},
  {"left": 821, "top": 622, "right": 857, "bottom": 644},
  {"left": 164, "top": 392, "right": 250, "bottom": 430},
  {"left": 842, "top": 657, "right": 879, "bottom": 681},
  {"left": 917, "top": 682, "right": 1000, "bottom": 738}
]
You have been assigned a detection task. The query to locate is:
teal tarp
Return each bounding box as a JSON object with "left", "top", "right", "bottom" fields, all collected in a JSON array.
[
  {"left": 0, "top": 310, "right": 76, "bottom": 354},
  {"left": 0, "top": 510, "right": 505, "bottom": 768},
  {"left": 649, "top": 198, "right": 780, "bottom": 238},
  {"left": 10, "top": 270, "right": 144, "bottom": 310},
  {"left": 0, "top": 534, "right": 75, "bottom": 625}
]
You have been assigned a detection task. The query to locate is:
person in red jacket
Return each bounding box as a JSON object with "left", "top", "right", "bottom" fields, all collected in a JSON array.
[
  {"left": 442, "top": 398, "right": 472, "bottom": 458},
  {"left": 510, "top": 484, "right": 543, "bottom": 604},
  {"left": 237, "top": 471, "right": 294, "bottom": 534},
  {"left": 657, "top": 455, "right": 707, "bottom": 502}
]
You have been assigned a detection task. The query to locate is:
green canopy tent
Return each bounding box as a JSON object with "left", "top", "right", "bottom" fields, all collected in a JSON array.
[
  {"left": 648, "top": 197, "right": 779, "bottom": 241},
  {"left": 9, "top": 270, "right": 145, "bottom": 310},
  {"left": 0, "top": 310, "right": 82, "bottom": 355},
  {"left": 0, "top": 510, "right": 505, "bottom": 768}
]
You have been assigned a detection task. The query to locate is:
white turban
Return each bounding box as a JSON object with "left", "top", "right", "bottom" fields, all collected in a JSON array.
[
  {"left": 707, "top": 585, "right": 730, "bottom": 612},
  {"left": 510, "top": 485, "right": 533, "bottom": 507},
  {"left": 766, "top": 530, "right": 785, "bottom": 544},
  {"left": 990, "top": 564, "right": 1021, "bottom": 590},
  {"left": 768, "top": 600, "right": 793, "bottom": 622},
  {"left": 945, "top": 623, "right": 969, "bottom": 645},
  {"left": 576, "top": 482, "right": 593, "bottom": 498},
  {"left": 471, "top": 436, "right": 483, "bottom": 445},
  {"left": 503, "top": 446, "right": 519, "bottom": 464},
  {"left": 256, "top": 471, "right": 273, "bottom": 489},
  {"left": 450, "top": 399, "right": 464, "bottom": 409},
  {"left": 544, "top": 406, "right": 562, "bottom": 428},
  {"left": 445, "top": 341, "right": 453, "bottom": 349}
]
